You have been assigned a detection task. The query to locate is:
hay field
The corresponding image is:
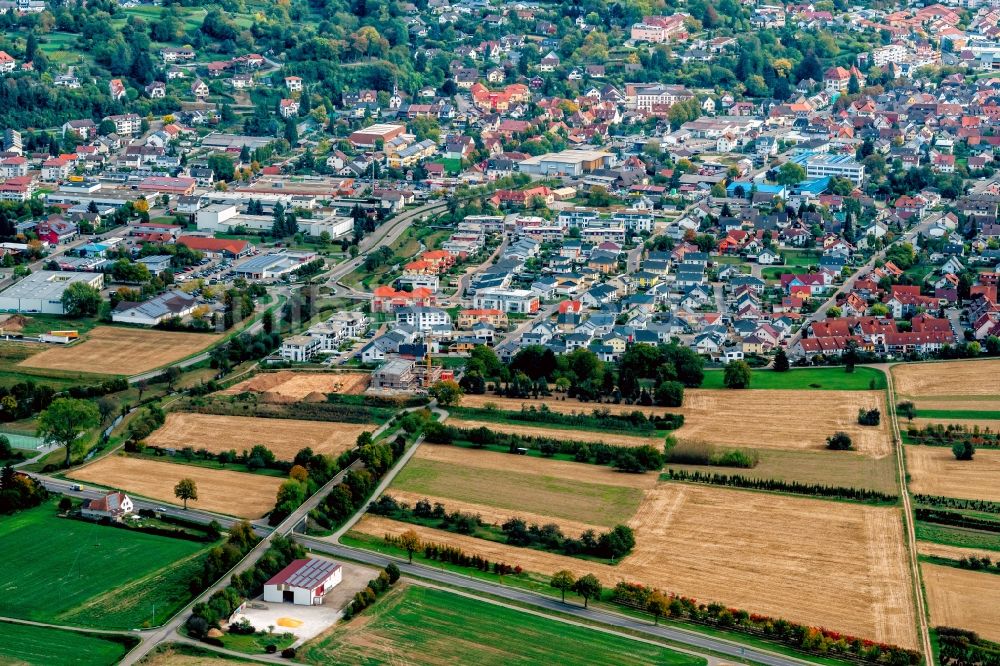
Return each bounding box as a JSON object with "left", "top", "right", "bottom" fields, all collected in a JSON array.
[
  {"left": 145, "top": 413, "right": 367, "bottom": 460},
  {"left": 19, "top": 327, "right": 221, "bottom": 376},
  {"left": 673, "top": 390, "right": 892, "bottom": 458},
  {"left": 461, "top": 390, "right": 891, "bottom": 457},
  {"left": 387, "top": 490, "right": 605, "bottom": 538},
  {"left": 892, "top": 360, "right": 1000, "bottom": 398},
  {"left": 221, "top": 371, "right": 370, "bottom": 400},
  {"left": 922, "top": 563, "right": 1000, "bottom": 642},
  {"left": 67, "top": 456, "right": 282, "bottom": 519},
  {"left": 905, "top": 445, "right": 1000, "bottom": 502},
  {"left": 358, "top": 483, "right": 918, "bottom": 647},
  {"left": 446, "top": 417, "right": 663, "bottom": 448}
]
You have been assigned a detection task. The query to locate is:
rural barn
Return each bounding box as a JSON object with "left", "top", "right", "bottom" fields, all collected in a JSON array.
[{"left": 263, "top": 558, "right": 342, "bottom": 606}]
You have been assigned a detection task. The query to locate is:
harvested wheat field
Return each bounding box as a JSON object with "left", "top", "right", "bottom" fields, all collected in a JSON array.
[
  {"left": 918, "top": 541, "right": 1000, "bottom": 562},
  {"left": 621, "top": 484, "right": 917, "bottom": 648},
  {"left": 922, "top": 563, "right": 1000, "bottom": 642},
  {"left": 909, "top": 397, "right": 1000, "bottom": 412},
  {"left": 905, "top": 445, "right": 1000, "bottom": 502},
  {"left": 68, "top": 455, "right": 282, "bottom": 519},
  {"left": 446, "top": 418, "right": 663, "bottom": 448},
  {"left": 892, "top": 360, "right": 1000, "bottom": 398},
  {"left": 221, "top": 371, "right": 370, "bottom": 401},
  {"left": 385, "top": 490, "right": 606, "bottom": 538},
  {"left": 673, "top": 390, "right": 892, "bottom": 458},
  {"left": 142, "top": 646, "right": 237, "bottom": 666},
  {"left": 460, "top": 394, "right": 680, "bottom": 416},
  {"left": 145, "top": 413, "right": 368, "bottom": 460},
  {"left": 19, "top": 327, "right": 221, "bottom": 376}
]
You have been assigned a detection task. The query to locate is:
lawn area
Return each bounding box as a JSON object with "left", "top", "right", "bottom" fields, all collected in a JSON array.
[
  {"left": 218, "top": 631, "right": 296, "bottom": 654},
  {"left": 915, "top": 409, "right": 1000, "bottom": 420},
  {"left": 700, "top": 366, "right": 886, "bottom": 390},
  {"left": 664, "top": 447, "right": 898, "bottom": 494},
  {"left": 298, "top": 585, "right": 706, "bottom": 666},
  {"left": 915, "top": 521, "right": 1000, "bottom": 552},
  {"left": 438, "top": 157, "right": 463, "bottom": 174},
  {"left": 0, "top": 621, "right": 136, "bottom": 666},
  {"left": 0, "top": 502, "right": 216, "bottom": 629}
]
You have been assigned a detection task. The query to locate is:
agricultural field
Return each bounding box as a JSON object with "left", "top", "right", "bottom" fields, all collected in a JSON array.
[
  {"left": 19, "top": 327, "right": 222, "bottom": 376},
  {"left": 674, "top": 390, "right": 892, "bottom": 458},
  {"left": 141, "top": 643, "right": 249, "bottom": 666},
  {"left": 365, "top": 446, "right": 917, "bottom": 647},
  {"left": 392, "top": 446, "right": 650, "bottom": 527},
  {"left": 145, "top": 413, "right": 368, "bottom": 460},
  {"left": 892, "top": 359, "right": 1000, "bottom": 399},
  {"left": 922, "top": 563, "right": 1000, "bottom": 642},
  {"left": 664, "top": 447, "right": 898, "bottom": 494},
  {"left": 700, "top": 366, "right": 886, "bottom": 390},
  {"left": 918, "top": 541, "right": 1000, "bottom": 562},
  {"left": 0, "top": 341, "right": 108, "bottom": 388},
  {"left": 904, "top": 445, "right": 1000, "bottom": 502},
  {"left": 910, "top": 417, "right": 1000, "bottom": 431},
  {"left": 446, "top": 417, "right": 664, "bottom": 448},
  {"left": 460, "top": 393, "right": 678, "bottom": 416},
  {"left": 67, "top": 455, "right": 283, "bottom": 519},
  {"left": 220, "top": 370, "right": 370, "bottom": 400},
  {"left": 298, "top": 585, "right": 705, "bottom": 666},
  {"left": 0, "top": 502, "right": 211, "bottom": 629},
  {"left": 0, "top": 621, "right": 136, "bottom": 666}
]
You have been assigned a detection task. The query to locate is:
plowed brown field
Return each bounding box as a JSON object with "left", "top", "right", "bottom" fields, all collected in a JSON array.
[
  {"left": 446, "top": 418, "right": 663, "bottom": 448},
  {"left": 67, "top": 455, "right": 282, "bottom": 518},
  {"left": 905, "top": 445, "right": 1000, "bottom": 502},
  {"left": 19, "top": 327, "right": 221, "bottom": 376},
  {"left": 221, "top": 371, "right": 370, "bottom": 400},
  {"left": 145, "top": 413, "right": 368, "bottom": 460},
  {"left": 922, "top": 563, "right": 1000, "bottom": 642}
]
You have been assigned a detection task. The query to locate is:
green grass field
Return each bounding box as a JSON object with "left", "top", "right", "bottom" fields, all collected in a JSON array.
[
  {"left": 700, "top": 366, "right": 886, "bottom": 390},
  {"left": 392, "top": 457, "right": 643, "bottom": 527},
  {"left": 915, "top": 521, "right": 1000, "bottom": 552},
  {"left": 914, "top": 409, "right": 1000, "bottom": 420},
  {"left": 664, "top": 447, "right": 898, "bottom": 494},
  {"left": 0, "top": 502, "right": 215, "bottom": 629},
  {"left": 298, "top": 585, "right": 706, "bottom": 666},
  {"left": 0, "top": 621, "right": 136, "bottom": 666}
]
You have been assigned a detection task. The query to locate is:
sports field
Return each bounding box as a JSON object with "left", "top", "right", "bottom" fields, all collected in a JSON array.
[
  {"left": 68, "top": 455, "right": 283, "bottom": 518},
  {"left": 146, "top": 413, "right": 368, "bottom": 460},
  {"left": 221, "top": 370, "right": 370, "bottom": 400},
  {"left": 905, "top": 445, "right": 1000, "bottom": 502},
  {"left": 0, "top": 621, "right": 135, "bottom": 666},
  {"left": 298, "top": 585, "right": 705, "bottom": 666},
  {"left": 19, "top": 327, "right": 221, "bottom": 376},
  {"left": 0, "top": 503, "right": 210, "bottom": 629},
  {"left": 922, "top": 563, "right": 1000, "bottom": 642}
]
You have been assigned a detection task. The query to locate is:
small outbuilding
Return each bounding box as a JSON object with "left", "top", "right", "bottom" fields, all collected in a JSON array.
[{"left": 263, "top": 558, "right": 342, "bottom": 606}]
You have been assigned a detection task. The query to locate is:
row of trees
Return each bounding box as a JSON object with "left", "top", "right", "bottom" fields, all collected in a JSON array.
[
  {"left": 906, "top": 423, "right": 1000, "bottom": 448},
  {"left": 663, "top": 469, "right": 899, "bottom": 504}
]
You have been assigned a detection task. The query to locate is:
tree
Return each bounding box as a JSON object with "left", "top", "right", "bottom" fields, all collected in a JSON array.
[
  {"left": 61, "top": 282, "right": 102, "bottom": 317},
  {"left": 897, "top": 401, "right": 916, "bottom": 421},
  {"left": 648, "top": 590, "right": 670, "bottom": 625},
  {"left": 776, "top": 162, "right": 806, "bottom": 186},
  {"left": 550, "top": 570, "right": 576, "bottom": 603},
  {"left": 573, "top": 574, "right": 602, "bottom": 608},
  {"left": 207, "top": 154, "right": 236, "bottom": 182},
  {"left": 428, "top": 379, "right": 462, "bottom": 407},
  {"left": 723, "top": 361, "right": 752, "bottom": 389},
  {"left": 399, "top": 528, "right": 420, "bottom": 562},
  {"left": 952, "top": 441, "right": 975, "bottom": 461},
  {"left": 36, "top": 398, "right": 100, "bottom": 467},
  {"left": 773, "top": 348, "right": 790, "bottom": 372},
  {"left": 826, "top": 431, "right": 853, "bottom": 450},
  {"left": 174, "top": 478, "right": 198, "bottom": 509},
  {"left": 654, "top": 380, "right": 684, "bottom": 407}
]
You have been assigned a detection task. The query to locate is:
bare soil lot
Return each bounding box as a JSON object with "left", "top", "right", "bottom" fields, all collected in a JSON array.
[
  {"left": 922, "top": 563, "right": 1000, "bottom": 642},
  {"left": 905, "top": 445, "right": 1000, "bottom": 503},
  {"left": 462, "top": 390, "right": 891, "bottom": 457},
  {"left": 221, "top": 371, "right": 370, "bottom": 401},
  {"left": 357, "top": 483, "right": 918, "bottom": 648},
  {"left": 145, "top": 413, "right": 367, "bottom": 460},
  {"left": 19, "top": 327, "right": 221, "bottom": 376},
  {"left": 446, "top": 417, "right": 663, "bottom": 448},
  {"left": 892, "top": 360, "right": 1000, "bottom": 398},
  {"left": 67, "top": 455, "right": 282, "bottom": 519}
]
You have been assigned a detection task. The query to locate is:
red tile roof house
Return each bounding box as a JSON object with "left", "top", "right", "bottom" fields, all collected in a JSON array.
[
  {"left": 36, "top": 218, "right": 78, "bottom": 245},
  {"left": 81, "top": 491, "right": 134, "bottom": 522},
  {"left": 262, "top": 558, "right": 342, "bottom": 605},
  {"left": 371, "top": 286, "right": 437, "bottom": 313},
  {"left": 177, "top": 236, "right": 253, "bottom": 258},
  {"left": 779, "top": 273, "right": 831, "bottom": 296}
]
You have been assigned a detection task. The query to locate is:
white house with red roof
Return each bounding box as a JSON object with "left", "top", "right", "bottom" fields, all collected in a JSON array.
[
  {"left": 109, "top": 78, "right": 127, "bottom": 101},
  {"left": 0, "top": 156, "right": 27, "bottom": 178},
  {"left": 0, "top": 51, "right": 15, "bottom": 74},
  {"left": 279, "top": 98, "right": 300, "bottom": 118},
  {"left": 263, "top": 558, "right": 342, "bottom": 605},
  {"left": 81, "top": 491, "right": 134, "bottom": 522}
]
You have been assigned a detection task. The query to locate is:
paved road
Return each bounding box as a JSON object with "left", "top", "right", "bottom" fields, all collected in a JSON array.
[{"left": 296, "top": 537, "right": 812, "bottom": 666}]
